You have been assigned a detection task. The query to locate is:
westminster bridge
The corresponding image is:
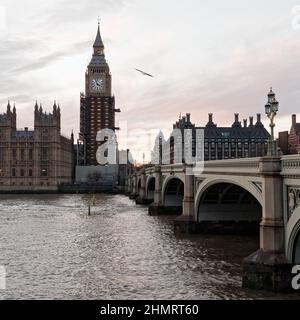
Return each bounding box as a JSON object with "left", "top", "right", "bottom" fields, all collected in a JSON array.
[{"left": 125, "top": 155, "right": 300, "bottom": 292}]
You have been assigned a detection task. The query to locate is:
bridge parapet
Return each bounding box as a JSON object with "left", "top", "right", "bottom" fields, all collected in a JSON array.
[
  {"left": 142, "top": 159, "right": 261, "bottom": 177},
  {"left": 160, "top": 164, "right": 186, "bottom": 174},
  {"left": 202, "top": 158, "right": 261, "bottom": 176},
  {"left": 136, "top": 155, "right": 300, "bottom": 176},
  {"left": 281, "top": 155, "right": 300, "bottom": 178}
]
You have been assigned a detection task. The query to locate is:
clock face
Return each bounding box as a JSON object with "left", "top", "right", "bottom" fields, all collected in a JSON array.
[{"left": 91, "top": 78, "right": 105, "bottom": 92}]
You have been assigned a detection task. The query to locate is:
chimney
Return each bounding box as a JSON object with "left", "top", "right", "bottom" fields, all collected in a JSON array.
[
  {"left": 234, "top": 113, "right": 239, "bottom": 123},
  {"left": 249, "top": 116, "right": 254, "bottom": 126},
  {"left": 209, "top": 113, "right": 213, "bottom": 123},
  {"left": 243, "top": 119, "right": 247, "bottom": 128},
  {"left": 234, "top": 113, "right": 239, "bottom": 122},
  {"left": 186, "top": 113, "right": 191, "bottom": 123},
  {"left": 292, "top": 114, "right": 297, "bottom": 127},
  {"left": 257, "top": 113, "right": 261, "bottom": 123}
]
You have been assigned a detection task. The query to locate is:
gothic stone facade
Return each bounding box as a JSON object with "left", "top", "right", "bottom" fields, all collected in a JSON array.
[{"left": 0, "top": 102, "right": 74, "bottom": 192}]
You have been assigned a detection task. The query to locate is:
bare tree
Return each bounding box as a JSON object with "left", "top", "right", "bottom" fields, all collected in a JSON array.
[{"left": 87, "top": 171, "right": 102, "bottom": 183}]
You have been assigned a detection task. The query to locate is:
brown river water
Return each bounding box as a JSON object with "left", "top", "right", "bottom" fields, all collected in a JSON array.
[{"left": 0, "top": 194, "right": 299, "bottom": 300}]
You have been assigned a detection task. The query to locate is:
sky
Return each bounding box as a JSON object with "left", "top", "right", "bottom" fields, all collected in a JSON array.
[{"left": 0, "top": 0, "right": 300, "bottom": 162}]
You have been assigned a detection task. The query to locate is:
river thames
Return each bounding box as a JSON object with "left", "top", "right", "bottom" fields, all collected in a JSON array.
[{"left": 0, "top": 194, "right": 298, "bottom": 300}]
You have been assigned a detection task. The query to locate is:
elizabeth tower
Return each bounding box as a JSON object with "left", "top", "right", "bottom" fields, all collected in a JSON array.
[{"left": 80, "top": 23, "right": 120, "bottom": 165}]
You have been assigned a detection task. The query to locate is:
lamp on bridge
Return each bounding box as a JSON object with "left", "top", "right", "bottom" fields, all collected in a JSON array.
[{"left": 265, "top": 88, "right": 279, "bottom": 156}]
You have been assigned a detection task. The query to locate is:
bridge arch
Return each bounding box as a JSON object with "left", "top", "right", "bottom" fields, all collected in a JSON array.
[
  {"left": 162, "top": 175, "right": 184, "bottom": 207},
  {"left": 286, "top": 206, "right": 300, "bottom": 263},
  {"left": 146, "top": 175, "right": 155, "bottom": 201},
  {"left": 195, "top": 178, "right": 262, "bottom": 232}
]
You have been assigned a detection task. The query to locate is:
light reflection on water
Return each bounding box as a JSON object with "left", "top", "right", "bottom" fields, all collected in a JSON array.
[{"left": 0, "top": 194, "right": 298, "bottom": 300}]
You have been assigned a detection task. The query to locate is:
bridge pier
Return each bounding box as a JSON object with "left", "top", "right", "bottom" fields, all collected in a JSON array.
[
  {"left": 125, "top": 176, "right": 131, "bottom": 196},
  {"left": 129, "top": 174, "right": 139, "bottom": 200},
  {"left": 174, "top": 165, "right": 200, "bottom": 233},
  {"left": 149, "top": 166, "right": 166, "bottom": 215},
  {"left": 136, "top": 170, "right": 152, "bottom": 205},
  {"left": 242, "top": 157, "right": 293, "bottom": 292}
]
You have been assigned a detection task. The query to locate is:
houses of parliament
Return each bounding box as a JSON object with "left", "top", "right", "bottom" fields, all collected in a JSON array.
[
  {"left": 0, "top": 102, "right": 74, "bottom": 192},
  {"left": 0, "top": 22, "right": 122, "bottom": 192}
]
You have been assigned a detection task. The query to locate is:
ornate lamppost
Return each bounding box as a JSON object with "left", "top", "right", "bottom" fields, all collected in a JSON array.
[{"left": 265, "top": 88, "right": 279, "bottom": 156}]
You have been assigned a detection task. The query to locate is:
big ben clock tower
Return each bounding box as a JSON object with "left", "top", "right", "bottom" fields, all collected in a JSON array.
[{"left": 80, "top": 22, "right": 120, "bottom": 165}]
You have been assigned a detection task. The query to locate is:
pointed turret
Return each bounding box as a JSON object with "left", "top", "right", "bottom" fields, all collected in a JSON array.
[
  {"left": 34, "top": 101, "right": 39, "bottom": 118},
  {"left": 93, "top": 22, "right": 104, "bottom": 50},
  {"left": 7, "top": 100, "right": 11, "bottom": 113},
  {"left": 91, "top": 21, "right": 107, "bottom": 60},
  {"left": 53, "top": 100, "right": 57, "bottom": 113}
]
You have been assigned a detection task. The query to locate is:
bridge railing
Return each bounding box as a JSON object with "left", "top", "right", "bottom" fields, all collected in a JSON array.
[
  {"left": 201, "top": 157, "right": 261, "bottom": 176},
  {"left": 281, "top": 154, "right": 300, "bottom": 178},
  {"left": 140, "top": 158, "right": 261, "bottom": 176},
  {"left": 143, "top": 165, "right": 185, "bottom": 175}
]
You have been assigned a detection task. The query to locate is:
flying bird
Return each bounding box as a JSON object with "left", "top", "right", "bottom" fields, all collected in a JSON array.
[{"left": 135, "top": 68, "right": 154, "bottom": 78}]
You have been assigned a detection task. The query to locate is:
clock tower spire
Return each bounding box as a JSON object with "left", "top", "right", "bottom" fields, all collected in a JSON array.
[
  {"left": 80, "top": 22, "right": 120, "bottom": 166},
  {"left": 93, "top": 21, "right": 104, "bottom": 54},
  {"left": 85, "top": 21, "right": 111, "bottom": 96}
]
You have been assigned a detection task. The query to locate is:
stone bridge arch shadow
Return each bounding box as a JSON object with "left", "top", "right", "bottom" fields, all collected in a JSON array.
[
  {"left": 195, "top": 179, "right": 263, "bottom": 235},
  {"left": 161, "top": 176, "right": 184, "bottom": 215},
  {"left": 286, "top": 206, "right": 300, "bottom": 264},
  {"left": 292, "top": 228, "right": 300, "bottom": 264},
  {"left": 146, "top": 176, "right": 155, "bottom": 202}
]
